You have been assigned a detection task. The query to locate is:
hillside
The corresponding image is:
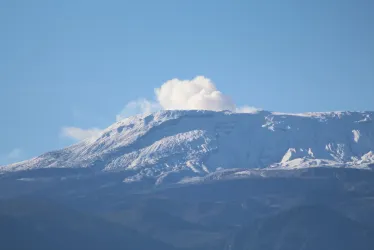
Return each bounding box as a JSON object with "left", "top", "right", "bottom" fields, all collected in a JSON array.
[{"left": 2, "top": 110, "right": 374, "bottom": 184}]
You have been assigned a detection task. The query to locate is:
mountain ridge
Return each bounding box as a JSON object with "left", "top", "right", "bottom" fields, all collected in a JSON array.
[{"left": 2, "top": 110, "right": 374, "bottom": 185}]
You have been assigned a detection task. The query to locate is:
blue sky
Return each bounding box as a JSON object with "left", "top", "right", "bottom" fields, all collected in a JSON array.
[{"left": 1, "top": 0, "right": 373, "bottom": 165}]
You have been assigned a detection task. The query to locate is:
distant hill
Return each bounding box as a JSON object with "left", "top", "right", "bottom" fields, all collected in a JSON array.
[
  {"left": 0, "top": 198, "right": 177, "bottom": 250},
  {"left": 230, "top": 205, "right": 374, "bottom": 250}
]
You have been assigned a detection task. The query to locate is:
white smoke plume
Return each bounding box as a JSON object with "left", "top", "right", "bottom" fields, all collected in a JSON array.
[
  {"left": 118, "top": 76, "right": 259, "bottom": 119},
  {"left": 61, "top": 127, "right": 103, "bottom": 141},
  {"left": 64, "top": 76, "right": 259, "bottom": 142},
  {"left": 116, "top": 98, "right": 161, "bottom": 121},
  {"left": 155, "top": 76, "right": 236, "bottom": 111}
]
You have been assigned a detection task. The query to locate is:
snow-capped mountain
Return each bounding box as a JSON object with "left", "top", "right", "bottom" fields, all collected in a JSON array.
[{"left": 1, "top": 110, "right": 374, "bottom": 184}]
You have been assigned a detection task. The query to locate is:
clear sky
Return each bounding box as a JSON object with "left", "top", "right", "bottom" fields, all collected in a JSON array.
[{"left": 1, "top": 0, "right": 373, "bottom": 165}]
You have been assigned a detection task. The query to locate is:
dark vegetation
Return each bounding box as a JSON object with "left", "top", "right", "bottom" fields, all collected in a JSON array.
[{"left": 1, "top": 167, "right": 374, "bottom": 250}]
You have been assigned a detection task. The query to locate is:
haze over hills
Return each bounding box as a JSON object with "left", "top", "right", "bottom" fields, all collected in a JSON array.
[{"left": 1, "top": 110, "right": 373, "bottom": 185}]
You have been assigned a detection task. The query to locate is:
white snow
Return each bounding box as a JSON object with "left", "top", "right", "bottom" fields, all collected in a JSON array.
[
  {"left": 1, "top": 110, "right": 374, "bottom": 183},
  {"left": 353, "top": 130, "right": 361, "bottom": 143}
]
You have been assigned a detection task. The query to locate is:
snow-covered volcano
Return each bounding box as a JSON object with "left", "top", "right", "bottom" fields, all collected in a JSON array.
[{"left": 2, "top": 110, "right": 374, "bottom": 183}]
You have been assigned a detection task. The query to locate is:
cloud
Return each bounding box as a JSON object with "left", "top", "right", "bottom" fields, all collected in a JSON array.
[
  {"left": 7, "top": 148, "right": 22, "bottom": 159},
  {"left": 61, "top": 76, "right": 259, "bottom": 143},
  {"left": 236, "top": 106, "right": 262, "bottom": 114},
  {"left": 155, "top": 76, "right": 236, "bottom": 111},
  {"left": 0, "top": 148, "right": 23, "bottom": 165},
  {"left": 61, "top": 127, "right": 103, "bottom": 141},
  {"left": 116, "top": 98, "right": 161, "bottom": 121},
  {"left": 116, "top": 76, "right": 260, "bottom": 120}
]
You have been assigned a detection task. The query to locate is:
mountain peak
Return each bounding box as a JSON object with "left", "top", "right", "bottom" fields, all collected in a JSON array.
[{"left": 2, "top": 110, "right": 374, "bottom": 185}]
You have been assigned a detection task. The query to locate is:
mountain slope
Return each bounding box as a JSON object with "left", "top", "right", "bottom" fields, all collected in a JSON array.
[
  {"left": 0, "top": 198, "right": 178, "bottom": 250},
  {"left": 2, "top": 110, "right": 374, "bottom": 184},
  {"left": 230, "top": 205, "right": 374, "bottom": 250}
]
